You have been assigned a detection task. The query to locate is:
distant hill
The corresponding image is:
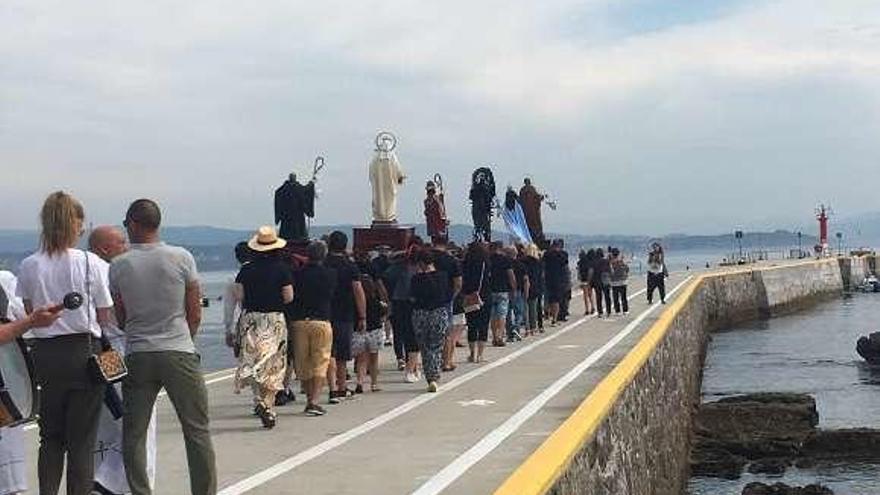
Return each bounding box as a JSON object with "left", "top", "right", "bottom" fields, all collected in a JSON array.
[{"left": 0, "top": 224, "right": 822, "bottom": 272}]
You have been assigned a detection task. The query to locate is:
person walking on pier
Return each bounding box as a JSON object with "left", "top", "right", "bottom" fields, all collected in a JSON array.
[
  {"left": 409, "top": 248, "right": 452, "bottom": 392},
  {"left": 462, "top": 242, "right": 491, "bottom": 363},
  {"left": 352, "top": 267, "right": 386, "bottom": 394},
  {"left": 577, "top": 249, "right": 596, "bottom": 316},
  {"left": 16, "top": 192, "right": 113, "bottom": 495},
  {"left": 433, "top": 242, "right": 463, "bottom": 372},
  {"left": 289, "top": 241, "right": 338, "bottom": 416},
  {"left": 488, "top": 242, "right": 515, "bottom": 346},
  {"left": 110, "top": 199, "right": 217, "bottom": 495},
  {"left": 324, "top": 231, "right": 367, "bottom": 403},
  {"left": 542, "top": 239, "right": 568, "bottom": 326},
  {"left": 609, "top": 248, "right": 630, "bottom": 315},
  {"left": 523, "top": 243, "right": 544, "bottom": 335},
  {"left": 647, "top": 243, "right": 668, "bottom": 304},
  {"left": 232, "top": 226, "right": 293, "bottom": 429},
  {"left": 90, "top": 225, "right": 159, "bottom": 494},
  {"left": 506, "top": 246, "right": 529, "bottom": 342},
  {"left": 592, "top": 248, "right": 612, "bottom": 318}
]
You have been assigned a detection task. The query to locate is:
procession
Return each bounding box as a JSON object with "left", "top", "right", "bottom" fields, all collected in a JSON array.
[{"left": 0, "top": 131, "right": 665, "bottom": 495}]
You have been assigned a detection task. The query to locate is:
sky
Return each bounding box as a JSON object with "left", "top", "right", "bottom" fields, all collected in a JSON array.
[{"left": 2, "top": 0, "right": 880, "bottom": 236}]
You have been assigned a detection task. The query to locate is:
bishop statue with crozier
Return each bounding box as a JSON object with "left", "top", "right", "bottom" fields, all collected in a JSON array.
[{"left": 274, "top": 172, "right": 316, "bottom": 242}]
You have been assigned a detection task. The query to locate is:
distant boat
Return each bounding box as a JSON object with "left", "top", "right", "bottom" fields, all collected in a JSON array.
[{"left": 857, "top": 275, "right": 880, "bottom": 293}]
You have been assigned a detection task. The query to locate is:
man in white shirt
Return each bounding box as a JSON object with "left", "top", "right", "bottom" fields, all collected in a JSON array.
[{"left": 89, "top": 227, "right": 157, "bottom": 495}]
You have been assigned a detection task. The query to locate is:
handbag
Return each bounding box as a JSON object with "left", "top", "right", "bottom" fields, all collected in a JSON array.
[
  {"left": 82, "top": 249, "right": 128, "bottom": 384},
  {"left": 463, "top": 262, "right": 486, "bottom": 314}
]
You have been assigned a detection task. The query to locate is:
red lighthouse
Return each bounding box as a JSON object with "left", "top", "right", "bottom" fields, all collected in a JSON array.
[{"left": 816, "top": 204, "right": 832, "bottom": 254}]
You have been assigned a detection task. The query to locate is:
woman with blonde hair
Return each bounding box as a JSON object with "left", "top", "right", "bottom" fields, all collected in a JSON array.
[
  {"left": 232, "top": 226, "right": 293, "bottom": 428},
  {"left": 16, "top": 191, "right": 114, "bottom": 495}
]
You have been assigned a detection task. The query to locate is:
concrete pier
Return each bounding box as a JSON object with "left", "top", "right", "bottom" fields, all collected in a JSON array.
[{"left": 20, "top": 257, "right": 873, "bottom": 494}]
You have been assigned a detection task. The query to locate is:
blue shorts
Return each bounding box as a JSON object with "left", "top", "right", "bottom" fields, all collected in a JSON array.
[{"left": 490, "top": 292, "right": 510, "bottom": 320}]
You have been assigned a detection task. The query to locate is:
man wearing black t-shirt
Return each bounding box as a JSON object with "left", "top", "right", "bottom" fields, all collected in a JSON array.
[
  {"left": 543, "top": 239, "right": 569, "bottom": 326},
  {"left": 324, "top": 231, "right": 367, "bottom": 403},
  {"left": 289, "top": 241, "right": 338, "bottom": 416},
  {"left": 488, "top": 242, "right": 517, "bottom": 346}
]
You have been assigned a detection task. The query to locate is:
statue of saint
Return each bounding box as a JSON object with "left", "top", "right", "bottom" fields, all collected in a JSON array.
[
  {"left": 470, "top": 167, "right": 496, "bottom": 242},
  {"left": 519, "top": 177, "right": 545, "bottom": 243},
  {"left": 274, "top": 173, "right": 315, "bottom": 242},
  {"left": 424, "top": 180, "right": 449, "bottom": 244},
  {"left": 502, "top": 187, "right": 533, "bottom": 245},
  {"left": 369, "top": 132, "right": 405, "bottom": 224}
]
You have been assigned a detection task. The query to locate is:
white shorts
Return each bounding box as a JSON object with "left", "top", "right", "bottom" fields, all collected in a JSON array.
[{"left": 452, "top": 313, "right": 466, "bottom": 326}]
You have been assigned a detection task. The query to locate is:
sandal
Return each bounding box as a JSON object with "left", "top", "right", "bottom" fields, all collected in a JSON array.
[{"left": 371, "top": 385, "right": 382, "bottom": 392}]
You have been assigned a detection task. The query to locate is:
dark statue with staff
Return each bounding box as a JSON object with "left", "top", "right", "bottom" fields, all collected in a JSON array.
[
  {"left": 519, "top": 177, "right": 556, "bottom": 246},
  {"left": 274, "top": 156, "right": 323, "bottom": 242}
]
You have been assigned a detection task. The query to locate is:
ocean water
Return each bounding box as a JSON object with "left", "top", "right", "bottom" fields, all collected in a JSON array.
[
  {"left": 689, "top": 293, "right": 880, "bottom": 494},
  {"left": 195, "top": 270, "right": 238, "bottom": 372}
]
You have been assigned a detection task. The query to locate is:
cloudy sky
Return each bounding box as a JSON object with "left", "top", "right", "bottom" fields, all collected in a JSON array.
[{"left": 2, "top": 0, "right": 879, "bottom": 235}]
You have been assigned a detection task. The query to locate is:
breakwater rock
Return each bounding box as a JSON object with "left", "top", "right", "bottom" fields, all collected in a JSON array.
[
  {"left": 741, "top": 482, "right": 833, "bottom": 495},
  {"left": 690, "top": 393, "right": 880, "bottom": 480}
]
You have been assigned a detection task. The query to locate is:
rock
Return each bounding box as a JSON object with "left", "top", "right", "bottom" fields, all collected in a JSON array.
[
  {"left": 802, "top": 428, "right": 880, "bottom": 461},
  {"left": 690, "top": 444, "right": 747, "bottom": 479},
  {"left": 741, "top": 482, "right": 834, "bottom": 495},
  {"left": 693, "top": 393, "right": 818, "bottom": 469},
  {"left": 747, "top": 458, "right": 789, "bottom": 475}
]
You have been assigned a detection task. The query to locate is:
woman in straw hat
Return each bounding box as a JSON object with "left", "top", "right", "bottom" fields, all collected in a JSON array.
[{"left": 232, "top": 226, "right": 294, "bottom": 428}]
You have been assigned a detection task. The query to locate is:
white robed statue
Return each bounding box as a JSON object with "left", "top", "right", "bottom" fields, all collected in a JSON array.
[{"left": 369, "top": 131, "right": 406, "bottom": 224}]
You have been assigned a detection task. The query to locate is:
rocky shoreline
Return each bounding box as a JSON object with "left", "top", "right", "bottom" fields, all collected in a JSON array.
[{"left": 689, "top": 392, "right": 880, "bottom": 494}]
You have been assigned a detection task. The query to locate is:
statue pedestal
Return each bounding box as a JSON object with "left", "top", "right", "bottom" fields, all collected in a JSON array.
[{"left": 353, "top": 223, "right": 416, "bottom": 253}]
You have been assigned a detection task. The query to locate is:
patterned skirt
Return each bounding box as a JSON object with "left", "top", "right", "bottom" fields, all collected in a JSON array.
[{"left": 234, "top": 311, "right": 287, "bottom": 394}]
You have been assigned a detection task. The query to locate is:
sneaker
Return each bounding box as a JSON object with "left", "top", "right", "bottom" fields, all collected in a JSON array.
[
  {"left": 415, "top": 370, "right": 423, "bottom": 381},
  {"left": 427, "top": 381, "right": 438, "bottom": 393},
  {"left": 661, "top": 300, "right": 666, "bottom": 304},
  {"left": 397, "top": 359, "right": 406, "bottom": 371},
  {"left": 328, "top": 392, "right": 342, "bottom": 405},
  {"left": 304, "top": 404, "right": 326, "bottom": 416},
  {"left": 355, "top": 384, "right": 364, "bottom": 394},
  {"left": 404, "top": 371, "right": 417, "bottom": 383}
]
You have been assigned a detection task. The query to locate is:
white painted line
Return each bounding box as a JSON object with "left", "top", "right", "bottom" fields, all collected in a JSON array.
[
  {"left": 409, "top": 277, "right": 692, "bottom": 495},
  {"left": 457, "top": 399, "right": 496, "bottom": 407},
  {"left": 216, "top": 286, "right": 651, "bottom": 495}
]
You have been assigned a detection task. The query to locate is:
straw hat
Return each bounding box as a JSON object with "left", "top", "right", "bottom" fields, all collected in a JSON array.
[{"left": 248, "top": 225, "right": 287, "bottom": 252}]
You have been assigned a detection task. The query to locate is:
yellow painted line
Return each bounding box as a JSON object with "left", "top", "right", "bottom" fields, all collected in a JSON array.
[{"left": 494, "top": 257, "right": 842, "bottom": 495}]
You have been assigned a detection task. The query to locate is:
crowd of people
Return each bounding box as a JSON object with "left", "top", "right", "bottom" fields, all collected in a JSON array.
[
  {"left": 222, "top": 232, "right": 582, "bottom": 424},
  {"left": 0, "top": 190, "right": 670, "bottom": 495}
]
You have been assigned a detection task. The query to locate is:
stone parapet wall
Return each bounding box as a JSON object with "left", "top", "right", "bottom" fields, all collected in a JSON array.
[{"left": 494, "top": 259, "right": 852, "bottom": 495}]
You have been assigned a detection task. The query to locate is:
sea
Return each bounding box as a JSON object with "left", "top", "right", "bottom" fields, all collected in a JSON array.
[{"left": 688, "top": 292, "right": 880, "bottom": 494}]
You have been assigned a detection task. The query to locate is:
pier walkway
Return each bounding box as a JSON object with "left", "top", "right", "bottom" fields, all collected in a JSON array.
[{"left": 25, "top": 272, "right": 695, "bottom": 494}]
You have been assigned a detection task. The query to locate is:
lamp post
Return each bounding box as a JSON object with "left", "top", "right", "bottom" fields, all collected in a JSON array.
[
  {"left": 797, "top": 231, "right": 803, "bottom": 259},
  {"left": 735, "top": 230, "right": 744, "bottom": 260},
  {"left": 836, "top": 232, "right": 843, "bottom": 256}
]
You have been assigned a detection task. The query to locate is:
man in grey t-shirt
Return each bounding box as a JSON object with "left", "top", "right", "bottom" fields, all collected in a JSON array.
[{"left": 110, "top": 199, "right": 216, "bottom": 495}]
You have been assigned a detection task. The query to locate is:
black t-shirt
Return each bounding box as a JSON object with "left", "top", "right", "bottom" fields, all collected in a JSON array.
[
  {"left": 592, "top": 258, "right": 611, "bottom": 285},
  {"left": 434, "top": 250, "right": 462, "bottom": 294},
  {"left": 512, "top": 258, "right": 527, "bottom": 293},
  {"left": 523, "top": 256, "right": 544, "bottom": 299},
  {"left": 360, "top": 274, "right": 386, "bottom": 330},
  {"left": 489, "top": 253, "right": 513, "bottom": 293},
  {"left": 324, "top": 253, "right": 359, "bottom": 321},
  {"left": 462, "top": 258, "right": 490, "bottom": 298},
  {"left": 410, "top": 270, "right": 451, "bottom": 310},
  {"left": 288, "top": 263, "right": 337, "bottom": 321},
  {"left": 235, "top": 257, "right": 293, "bottom": 313},
  {"left": 543, "top": 250, "right": 568, "bottom": 286}
]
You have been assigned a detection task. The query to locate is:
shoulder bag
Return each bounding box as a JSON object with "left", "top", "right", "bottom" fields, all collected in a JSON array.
[
  {"left": 463, "top": 262, "right": 486, "bottom": 314},
  {"left": 82, "top": 250, "right": 128, "bottom": 384}
]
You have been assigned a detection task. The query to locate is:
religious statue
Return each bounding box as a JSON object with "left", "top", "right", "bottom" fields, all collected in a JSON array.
[
  {"left": 424, "top": 175, "right": 449, "bottom": 245},
  {"left": 469, "top": 167, "right": 496, "bottom": 242},
  {"left": 369, "top": 131, "right": 405, "bottom": 224},
  {"left": 274, "top": 172, "right": 315, "bottom": 242},
  {"left": 519, "top": 177, "right": 545, "bottom": 243},
  {"left": 501, "top": 187, "right": 533, "bottom": 245}
]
